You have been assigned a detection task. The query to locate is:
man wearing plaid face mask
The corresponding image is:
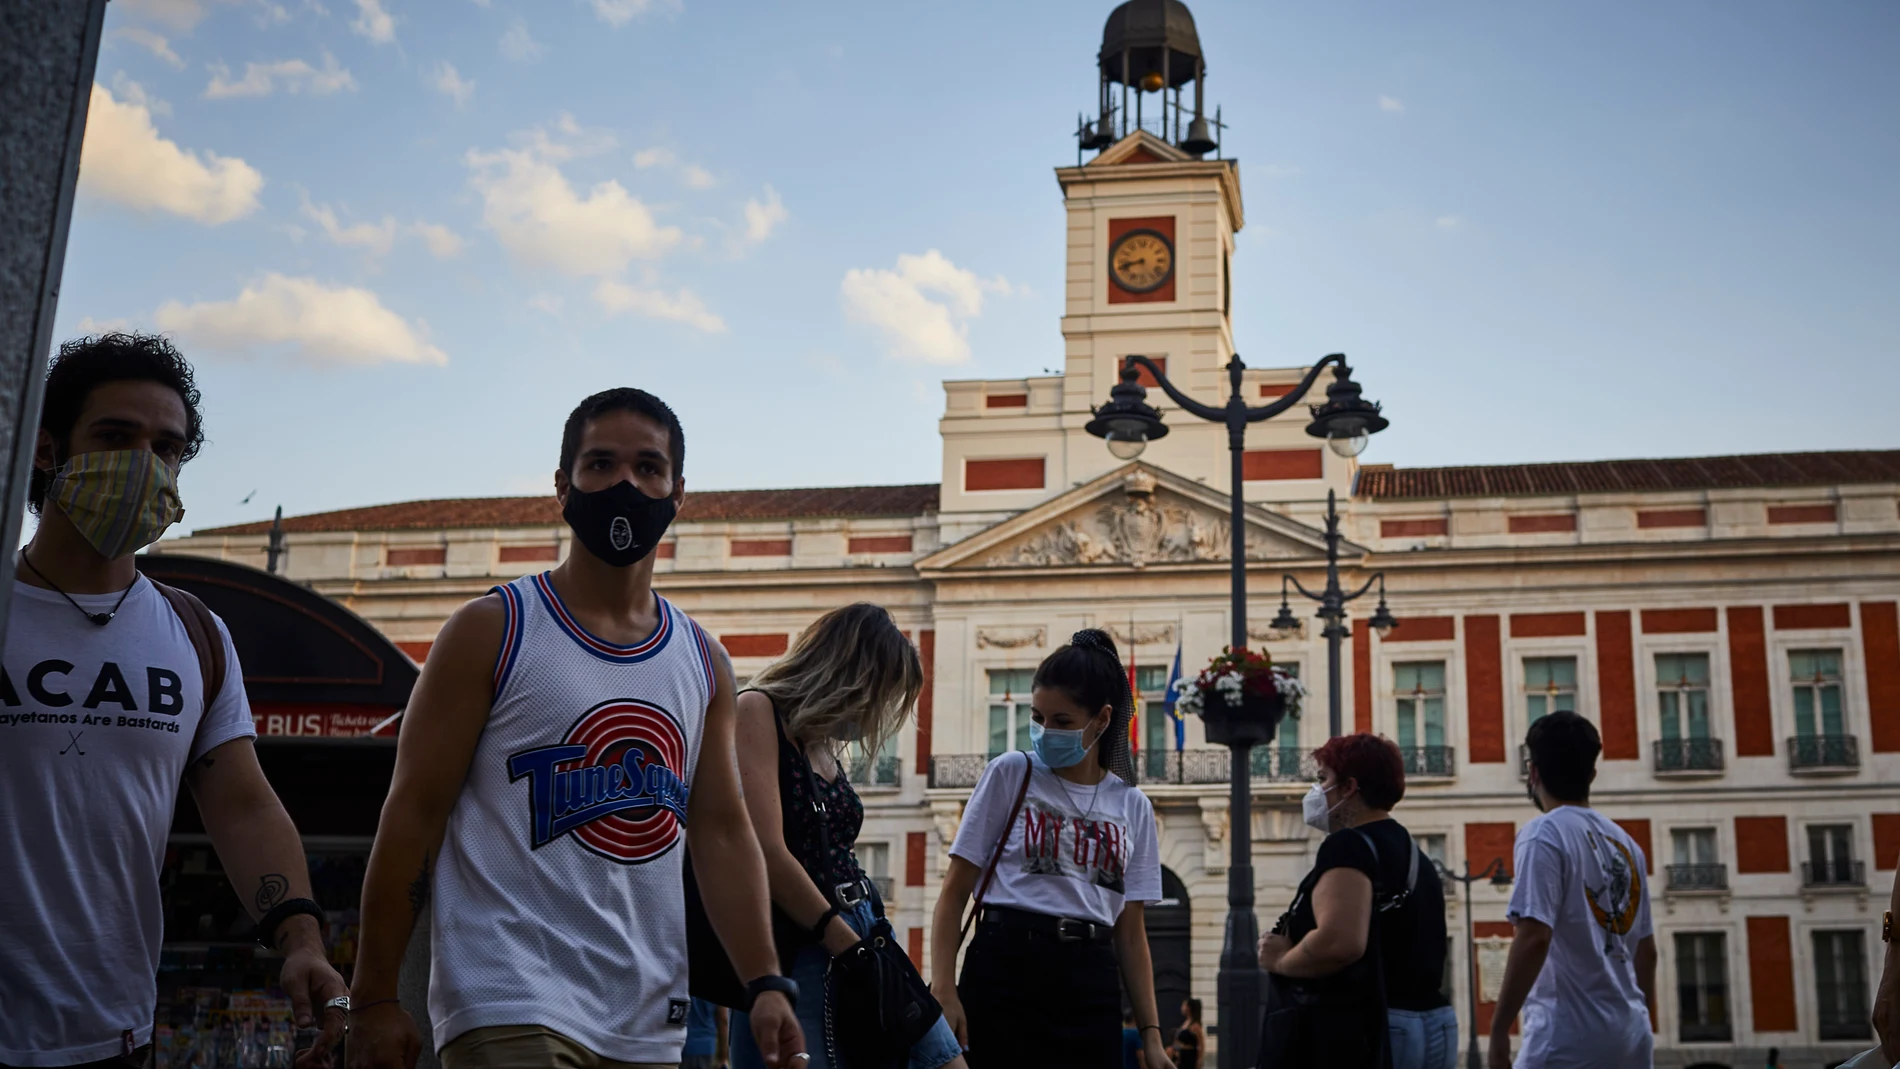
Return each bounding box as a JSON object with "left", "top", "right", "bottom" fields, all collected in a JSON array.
[{"left": 1, "top": 334, "right": 348, "bottom": 1069}]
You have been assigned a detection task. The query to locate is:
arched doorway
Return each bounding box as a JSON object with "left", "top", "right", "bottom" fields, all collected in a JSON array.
[{"left": 1146, "top": 867, "right": 1193, "bottom": 1039}]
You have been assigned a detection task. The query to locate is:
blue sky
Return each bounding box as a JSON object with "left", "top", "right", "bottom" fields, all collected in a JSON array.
[{"left": 58, "top": 0, "right": 1900, "bottom": 533}]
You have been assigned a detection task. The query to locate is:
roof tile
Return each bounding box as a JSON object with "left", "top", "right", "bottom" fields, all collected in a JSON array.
[
  {"left": 197, "top": 484, "right": 941, "bottom": 536},
  {"left": 1358, "top": 450, "right": 1900, "bottom": 500}
]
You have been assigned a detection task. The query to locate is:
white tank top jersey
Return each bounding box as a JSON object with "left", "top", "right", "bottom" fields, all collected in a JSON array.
[{"left": 427, "top": 572, "right": 716, "bottom": 1062}]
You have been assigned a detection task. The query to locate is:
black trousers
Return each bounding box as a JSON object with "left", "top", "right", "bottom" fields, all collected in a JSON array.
[{"left": 958, "top": 918, "right": 1121, "bottom": 1069}]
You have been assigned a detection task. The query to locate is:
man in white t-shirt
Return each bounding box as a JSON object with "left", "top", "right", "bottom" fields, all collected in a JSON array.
[
  {"left": 1488, "top": 710, "right": 1657, "bottom": 1069},
  {"left": 1, "top": 335, "right": 347, "bottom": 1069}
]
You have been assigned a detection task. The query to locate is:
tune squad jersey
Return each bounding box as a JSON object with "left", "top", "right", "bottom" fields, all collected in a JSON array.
[{"left": 428, "top": 573, "right": 715, "bottom": 1061}]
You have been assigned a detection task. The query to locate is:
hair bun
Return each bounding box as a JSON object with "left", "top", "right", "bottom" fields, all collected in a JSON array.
[{"left": 1070, "top": 628, "right": 1119, "bottom": 659}]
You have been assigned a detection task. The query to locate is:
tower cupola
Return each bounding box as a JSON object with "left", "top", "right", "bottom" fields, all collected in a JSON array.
[{"left": 1080, "top": 0, "right": 1221, "bottom": 156}]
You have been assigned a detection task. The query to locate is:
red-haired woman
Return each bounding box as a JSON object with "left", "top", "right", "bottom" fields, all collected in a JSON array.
[{"left": 1255, "top": 733, "right": 1455, "bottom": 1069}]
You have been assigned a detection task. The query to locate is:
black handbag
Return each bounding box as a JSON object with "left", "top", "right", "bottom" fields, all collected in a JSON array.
[
  {"left": 1257, "top": 829, "right": 1415, "bottom": 1069},
  {"left": 824, "top": 915, "right": 942, "bottom": 1069}
]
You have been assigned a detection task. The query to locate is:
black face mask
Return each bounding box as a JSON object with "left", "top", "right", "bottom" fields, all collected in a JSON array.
[{"left": 562, "top": 479, "right": 677, "bottom": 567}]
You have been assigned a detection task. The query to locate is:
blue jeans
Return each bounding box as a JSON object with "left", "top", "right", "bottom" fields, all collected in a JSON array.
[
  {"left": 731, "top": 900, "right": 962, "bottom": 1069},
  {"left": 1387, "top": 1006, "right": 1459, "bottom": 1069}
]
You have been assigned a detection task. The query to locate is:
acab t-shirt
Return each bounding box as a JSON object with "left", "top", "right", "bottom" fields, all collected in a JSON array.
[
  {"left": 0, "top": 577, "right": 255, "bottom": 1066},
  {"left": 949, "top": 751, "right": 1161, "bottom": 927},
  {"left": 1505, "top": 805, "right": 1654, "bottom": 1069}
]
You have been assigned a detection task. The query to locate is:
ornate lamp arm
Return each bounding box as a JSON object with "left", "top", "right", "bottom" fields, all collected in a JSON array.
[
  {"left": 1242, "top": 353, "right": 1348, "bottom": 423},
  {"left": 1118, "top": 354, "right": 1225, "bottom": 421},
  {"left": 1286, "top": 575, "right": 1326, "bottom": 603},
  {"left": 1340, "top": 571, "right": 1385, "bottom": 605}
]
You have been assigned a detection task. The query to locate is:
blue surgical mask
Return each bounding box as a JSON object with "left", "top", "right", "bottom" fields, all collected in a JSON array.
[{"left": 1030, "top": 719, "right": 1101, "bottom": 769}]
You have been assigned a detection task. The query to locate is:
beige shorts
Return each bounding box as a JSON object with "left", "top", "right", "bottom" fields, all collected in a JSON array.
[{"left": 438, "top": 1025, "right": 676, "bottom": 1069}]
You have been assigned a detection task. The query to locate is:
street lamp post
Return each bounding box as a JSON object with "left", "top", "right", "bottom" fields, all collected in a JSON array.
[
  {"left": 1085, "top": 352, "right": 1388, "bottom": 1069},
  {"left": 1267, "top": 492, "right": 1398, "bottom": 739},
  {"left": 1433, "top": 857, "right": 1513, "bottom": 1069}
]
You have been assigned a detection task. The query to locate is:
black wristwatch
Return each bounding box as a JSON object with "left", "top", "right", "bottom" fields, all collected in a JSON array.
[
  {"left": 254, "top": 898, "right": 325, "bottom": 950},
  {"left": 744, "top": 975, "right": 798, "bottom": 1011}
]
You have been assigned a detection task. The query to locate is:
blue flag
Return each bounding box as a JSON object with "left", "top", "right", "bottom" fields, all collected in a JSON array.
[{"left": 1164, "top": 641, "right": 1185, "bottom": 752}]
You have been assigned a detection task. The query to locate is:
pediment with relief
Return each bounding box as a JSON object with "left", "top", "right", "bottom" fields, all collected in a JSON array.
[{"left": 919, "top": 463, "right": 1361, "bottom": 572}]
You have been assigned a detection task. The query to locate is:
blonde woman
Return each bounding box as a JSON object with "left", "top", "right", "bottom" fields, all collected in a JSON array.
[{"left": 729, "top": 603, "right": 967, "bottom": 1069}]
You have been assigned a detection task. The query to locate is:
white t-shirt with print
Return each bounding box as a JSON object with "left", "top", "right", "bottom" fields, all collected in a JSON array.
[
  {"left": 0, "top": 577, "right": 255, "bottom": 1067},
  {"left": 1504, "top": 805, "right": 1655, "bottom": 1069},
  {"left": 949, "top": 751, "right": 1162, "bottom": 928}
]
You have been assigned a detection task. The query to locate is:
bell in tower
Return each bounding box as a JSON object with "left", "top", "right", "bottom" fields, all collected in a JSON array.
[{"left": 1079, "top": 0, "right": 1221, "bottom": 157}]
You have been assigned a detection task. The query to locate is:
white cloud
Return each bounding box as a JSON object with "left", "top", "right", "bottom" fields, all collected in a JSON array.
[
  {"left": 351, "top": 0, "right": 395, "bottom": 43},
  {"left": 839, "top": 250, "right": 1010, "bottom": 365},
  {"left": 409, "top": 221, "right": 464, "bottom": 257},
  {"left": 79, "top": 82, "right": 263, "bottom": 224},
  {"left": 634, "top": 146, "right": 717, "bottom": 189},
  {"left": 592, "top": 279, "right": 725, "bottom": 334},
  {"left": 76, "top": 316, "right": 134, "bottom": 335},
  {"left": 741, "top": 186, "right": 787, "bottom": 245},
  {"left": 1435, "top": 215, "right": 1461, "bottom": 230},
  {"left": 114, "top": 28, "right": 185, "bottom": 69},
  {"left": 155, "top": 274, "right": 446, "bottom": 366},
  {"left": 117, "top": 0, "right": 215, "bottom": 31},
  {"left": 204, "top": 53, "right": 355, "bottom": 98},
  {"left": 499, "top": 21, "right": 544, "bottom": 62},
  {"left": 1379, "top": 94, "right": 1405, "bottom": 114},
  {"left": 110, "top": 73, "right": 172, "bottom": 116},
  {"left": 632, "top": 147, "right": 675, "bottom": 169},
  {"left": 528, "top": 293, "right": 564, "bottom": 317},
  {"left": 466, "top": 123, "right": 682, "bottom": 277},
  {"left": 299, "top": 192, "right": 398, "bottom": 255},
  {"left": 589, "top": 0, "right": 677, "bottom": 27},
  {"left": 431, "top": 61, "right": 474, "bottom": 105}
]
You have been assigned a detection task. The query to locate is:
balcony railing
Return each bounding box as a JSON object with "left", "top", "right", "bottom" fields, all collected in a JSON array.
[
  {"left": 1653, "top": 737, "right": 1724, "bottom": 774},
  {"left": 1801, "top": 859, "right": 1866, "bottom": 888},
  {"left": 1678, "top": 1020, "right": 1732, "bottom": 1043},
  {"left": 1788, "top": 733, "right": 1859, "bottom": 772},
  {"left": 1665, "top": 863, "right": 1728, "bottom": 893},
  {"left": 1819, "top": 1010, "right": 1873, "bottom": 1041},
  {"left": 849, "top": 754, "right": 901, "bottom": 788},
  {"left": 1398, "top": 746, "right": 1455, "bottom": 778},
  {"left": 932, "top": 749, "right": 1315, "bottom": 790}
]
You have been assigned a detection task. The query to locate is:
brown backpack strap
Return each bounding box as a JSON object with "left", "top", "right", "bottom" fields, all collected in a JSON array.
[
  {"left": 961, "top": 751, "right": 1034, "bottom": 942},
  {"left": 150, "top": 579, "right": 226, "bottom": 709}
]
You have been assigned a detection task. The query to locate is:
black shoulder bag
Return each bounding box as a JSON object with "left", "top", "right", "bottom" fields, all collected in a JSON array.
[
  {"left": 818, "top": 757, "right": 942, "bottom": 1069},
  {"left": 1256, "top": 830, "right": 1416, "bottom": 1069}
]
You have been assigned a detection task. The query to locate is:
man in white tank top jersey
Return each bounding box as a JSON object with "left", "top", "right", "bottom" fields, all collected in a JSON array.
[{"left": 347, "top": 390, "right": 803, "bottom": 1069}]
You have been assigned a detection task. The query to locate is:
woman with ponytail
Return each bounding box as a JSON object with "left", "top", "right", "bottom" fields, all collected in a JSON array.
[{"left": 929, "top": 630, "right": 1175, "bottom": 1069}]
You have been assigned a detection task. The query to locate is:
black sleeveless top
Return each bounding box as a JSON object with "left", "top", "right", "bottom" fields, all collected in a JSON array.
[{"left": 769, "top": 698, "right": 866, "bottom": 891}]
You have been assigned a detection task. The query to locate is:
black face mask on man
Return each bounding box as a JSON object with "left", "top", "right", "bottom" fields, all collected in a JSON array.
[{"left": 562, "top": 479, "right": 677, "bottom": 567}]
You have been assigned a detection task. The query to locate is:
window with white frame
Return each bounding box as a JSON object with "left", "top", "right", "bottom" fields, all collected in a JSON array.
[
  {"left": 1523, "top": 656, "right": 1578, "bottom": 722},
  {"left": 1813, "top": 930, "right": 1872, "bottom": 1040},
  {"left": 1789, "top": 650, "right": 1846, "bottom": 739},
  {"left": 1671, "top": 827, "right": 1718, "bottom": 866},
  {"left": 1418, "top": 834, "right": 1447, "bottom": 867},
  {"left": 855, "top": 841, "right": 892, "bottom": 898},
  {"left": 1393, "top": 661, "right": 1447, "bottom": 751},
  {"left": 1655, "top": 653, "right": 1712, "bottom": 740},
  {"left": 1270, "top": 662, "right": 1304, "bottom": 778},
  {"left": 1805, "top": 824, "right": 1858, "bottom": 886},
  {"left": 1674, "top": 932, "right": 1732, "bottom": 1042},
  {"left": 986, "top": 668, "right": 1035, "bottom": 756},
  {"left": 1135, "top": 664, "right": 1172, "bottom": 758}
]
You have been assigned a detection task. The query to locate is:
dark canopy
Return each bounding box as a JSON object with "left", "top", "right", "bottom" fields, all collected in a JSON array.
[{"left": 1100, "top": 0, "right": 1203, "bottom": 89}]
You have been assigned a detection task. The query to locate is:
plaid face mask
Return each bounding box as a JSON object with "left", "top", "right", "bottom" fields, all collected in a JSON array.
[{"left": 46, "top": 449, "right": 185, "bottom": 559}]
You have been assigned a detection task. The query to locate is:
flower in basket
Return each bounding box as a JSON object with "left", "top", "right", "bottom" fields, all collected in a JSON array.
[{"left": 1174, "top": 646, "right": 1307, "bottom": 720}]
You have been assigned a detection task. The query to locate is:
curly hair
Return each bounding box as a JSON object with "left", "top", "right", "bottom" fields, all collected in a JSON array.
[{"left": 31, "top": 333, "right": 204, "bottom": 511}]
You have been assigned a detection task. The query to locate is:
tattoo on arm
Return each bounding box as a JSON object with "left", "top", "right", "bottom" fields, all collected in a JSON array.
[
  {"left": 255, "top": 873, "right": 290, "bottom": 913},
  {"left": 408, "top": 852, "right": 434, "bottom": 919}
]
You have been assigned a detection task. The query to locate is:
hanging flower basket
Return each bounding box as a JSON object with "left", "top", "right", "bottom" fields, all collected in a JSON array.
[{"left": 1175, "top": 647, "right": 1306, "bottom": 748}]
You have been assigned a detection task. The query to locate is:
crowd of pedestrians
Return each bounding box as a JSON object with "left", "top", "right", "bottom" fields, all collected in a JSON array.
[{"left": 3, "top": 331, "right": 1895, "bottom": 1069}]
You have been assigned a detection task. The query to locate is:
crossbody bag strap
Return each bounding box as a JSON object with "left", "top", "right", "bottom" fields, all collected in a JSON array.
[
  {"left": 747, "top": 687, "right": 839, "bottom": 909},
  {"left": 961, "top": 751, "right": 1033, "bottom": 942}
]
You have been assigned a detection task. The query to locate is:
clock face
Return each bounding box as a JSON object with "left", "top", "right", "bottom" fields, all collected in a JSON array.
[{"left": 1110, "top": 229, "right": 1174, "bottom": 293}]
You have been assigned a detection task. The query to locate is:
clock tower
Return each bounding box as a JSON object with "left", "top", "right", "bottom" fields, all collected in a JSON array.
[{"left": 937, "top": 0, "right": 1353, "bottom": 535}]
